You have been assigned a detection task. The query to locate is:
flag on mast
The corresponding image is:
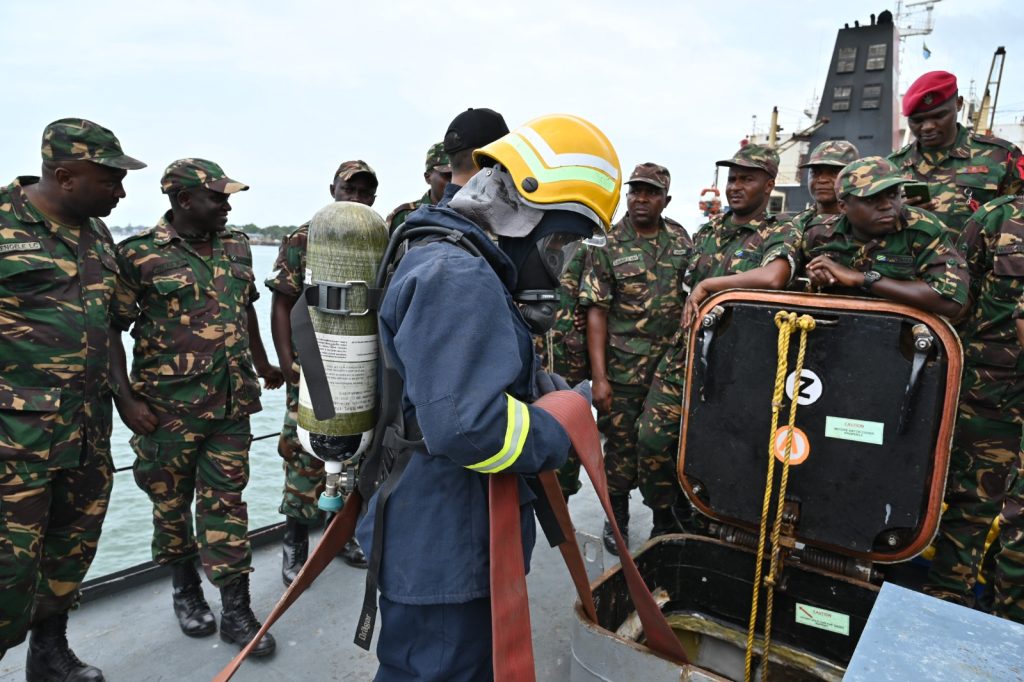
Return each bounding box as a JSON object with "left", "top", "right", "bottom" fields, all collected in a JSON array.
[{"left": 923, "top": 43, "right": 932, "bottom": 59}]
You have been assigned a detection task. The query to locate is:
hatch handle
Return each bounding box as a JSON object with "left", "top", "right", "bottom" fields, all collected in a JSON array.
[
  {"left": 897, "top": 324, "right": 934, "bottom": 433},
  {"left": 698, "top": 305, "right": 726, "bottom": 402}
]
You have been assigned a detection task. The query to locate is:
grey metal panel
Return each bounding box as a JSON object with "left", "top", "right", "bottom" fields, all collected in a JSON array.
[{"left": 845, "top": 582, "right": 1024, "bottom": 681}]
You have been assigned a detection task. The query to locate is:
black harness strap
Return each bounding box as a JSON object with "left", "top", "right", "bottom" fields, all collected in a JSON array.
[{"left": 289, "top": 296, "right": 335, "bottom": 421}]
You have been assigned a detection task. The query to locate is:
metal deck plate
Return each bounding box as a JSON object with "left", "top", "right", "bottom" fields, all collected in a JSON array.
[{"left": 845, "top": 582, "right": 1024, "bottom": 681}]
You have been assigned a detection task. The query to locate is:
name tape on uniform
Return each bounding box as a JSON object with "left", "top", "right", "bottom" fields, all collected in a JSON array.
[{"left": 0, "top": 241, "right": 42, "bottom": 254}]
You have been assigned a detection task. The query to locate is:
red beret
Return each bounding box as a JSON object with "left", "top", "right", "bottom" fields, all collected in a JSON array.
[{"left": 902, "top": 71, "right": 958, "bottom": 116}]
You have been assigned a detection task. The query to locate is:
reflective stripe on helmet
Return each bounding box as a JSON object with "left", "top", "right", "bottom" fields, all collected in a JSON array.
[
  {"left": 508, "top": 134, "right": 617, "bottom": 192},
  {"left": 517, "top": 126, "right": 620, "bottom": 179},
  {"left": 465, "top": 394, "right": 530, "bottom": 474}
]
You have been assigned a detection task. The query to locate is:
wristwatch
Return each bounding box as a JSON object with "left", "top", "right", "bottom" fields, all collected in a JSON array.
[{"left": 860, "top": 270, "right": 882, "bottom": 292}]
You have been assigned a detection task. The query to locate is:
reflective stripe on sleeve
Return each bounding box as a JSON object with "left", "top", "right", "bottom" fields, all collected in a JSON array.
[{"left": 465, "top": 394, "right": 530, "bottom": 474}]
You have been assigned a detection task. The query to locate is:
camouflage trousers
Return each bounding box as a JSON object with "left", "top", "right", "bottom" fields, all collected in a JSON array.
[
  {"left": 131, "top": 416, "right": 253, "bottom": 588},
  {"left": 635, "top": 355, "right": 685, "bottom": 510},
  {"left": 0, "top": 446, "right": 113, "bottom": 655},
  {"left": 278, "top": 383, "right": 324, "bottom": 525},
  {"left": 926, "top": 408, "right": 1024, "bottom": 621},
  {"left": 599, "top": 383, "right": 678, "bottom": 509}
]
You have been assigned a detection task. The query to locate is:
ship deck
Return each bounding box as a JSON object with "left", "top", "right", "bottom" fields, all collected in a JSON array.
[{"left": 0, "top": 475, "right": 647, "bottom": 681}]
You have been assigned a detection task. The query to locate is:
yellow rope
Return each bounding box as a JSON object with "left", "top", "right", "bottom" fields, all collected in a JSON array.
[{"left": 743, "top": 312, "right": 815, "bottom": 682}]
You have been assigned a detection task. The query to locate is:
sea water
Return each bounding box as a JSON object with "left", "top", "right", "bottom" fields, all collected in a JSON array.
[{"left": 91, "top": 244, "right": 290, "bottom": 577}]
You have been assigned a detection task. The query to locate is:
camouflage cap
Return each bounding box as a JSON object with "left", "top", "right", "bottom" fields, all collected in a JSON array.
[
  {"left": 161, "top": 158, "right": 248, "bottom": 195},
  {"left": 626, "top": 162, "right": 671, "bottom": 191},
  {"left": 835, "top": 156, "right": 909, "bottom": 198},
  {"left": 335, "top": 159, "right": 378, "bottom": 185},
  {"left": 716, "top": 143, "right": 779, "bottom": 178},
  {"left": 798, "top": 140, "right": 860, "bottom": 169},
  {"left": 425, "top": 142, "right": 452, "bottom": 173},
  {"left": 41, "top": 118, "right": 146, "bottom": 170}
]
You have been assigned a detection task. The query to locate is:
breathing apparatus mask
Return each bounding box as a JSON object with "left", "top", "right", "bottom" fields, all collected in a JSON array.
[
  {"left": 448, "top": 163, "right": 609, "bottom": 334},
  {"left": 501, "top": 211, "right": 595, "bottom": 334}
]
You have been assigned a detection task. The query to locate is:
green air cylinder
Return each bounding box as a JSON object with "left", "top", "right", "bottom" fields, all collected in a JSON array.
[{"left": 297, "top": 201, "right": 388, "bottom": 463}]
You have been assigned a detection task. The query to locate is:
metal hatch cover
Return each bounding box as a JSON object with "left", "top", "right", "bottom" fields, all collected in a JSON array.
[{"left": 678, "top": 290, "right": 962, "bottom": 563}]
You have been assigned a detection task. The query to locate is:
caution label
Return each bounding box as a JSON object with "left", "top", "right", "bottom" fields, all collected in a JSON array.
[
  {"left": 825, "top": 416, "right": 884, "bottom": 445},
  {"left": 773, "top": 426, "right": 810, "bottom": 465},
  {"left": 795, "top": 603, "right": 850, "bottom": 636}
]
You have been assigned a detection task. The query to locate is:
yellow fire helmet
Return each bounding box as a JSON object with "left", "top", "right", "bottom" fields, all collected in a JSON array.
[{"left": 473, "top": 114, "right": 621, "bottom": 233}]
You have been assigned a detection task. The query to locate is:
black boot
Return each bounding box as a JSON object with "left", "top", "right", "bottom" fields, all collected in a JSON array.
[
  {"left": 25, "top": 611, "right": 104, "bottom": 682},
  {"left": 219, "top": 574, "right": 276, "bottom": 657},
  {"left": 339, "top": 538, "right": 367, "bottom": 568},
  {"left": 171, "top": 560, "right": 216, "bottom": 637},
  {"left": 281, "top": 517, "right": 310, "bottom": 586},
  {"left": 650, "top": 507, "right": 682, "bottom": 539},
  {"left": 602, "top": 494, "right": 630, "bottom": 556}
]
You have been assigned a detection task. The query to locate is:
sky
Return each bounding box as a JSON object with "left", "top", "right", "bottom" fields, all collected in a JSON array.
[{"left": 2, "top": 0, "right": 1022, "bottom": 230}]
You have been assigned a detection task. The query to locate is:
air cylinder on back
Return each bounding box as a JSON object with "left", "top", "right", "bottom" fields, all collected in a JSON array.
[{"left": 295, "top": 201, "right": 388, "bottom": 508}]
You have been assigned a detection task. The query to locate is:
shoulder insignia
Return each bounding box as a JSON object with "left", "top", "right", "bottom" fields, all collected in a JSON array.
[
  {"left": 975, "top": 194, "right": 1017, "bottom": 219},
  {"left": 903, "top": 206, "right": 945, "bottom": 236},
  {"left": 386, "top": 202, "right": 419, "bottom": 225},
  {"left": 229, "top": 229, "right": 250, "bottom": 241},
  {"left": 890, "top": 142, "right": 914, "bottom": 159},
  {"left": 972, "top": 133, "right": 1019, "bottom": 151},
  {"left": 121, "top": 227, "right": 156, "bottom": 242}
]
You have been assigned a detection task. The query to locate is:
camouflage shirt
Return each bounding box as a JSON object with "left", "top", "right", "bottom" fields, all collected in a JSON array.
[
  {"left": 542, "top": 243, "right": 590, "bottom": 370},
  {"left": 386, "top": 190, "right": 433, "bottom": 234},
  {"left": 0, "top": 177, "right": 118, "bottom": 468},
  {"left": 580, "top": 215, "right": 691, "bottom": 385},
  {"left": 789, "top": 205, "right": 839, "bottom": 238},
  {"left": 889, "top": 124, "right": 1024, "bottom": 236},
  {"left": 266, "top": 223, "right": 307, "bottom": 300},
  {"left": 113, "top": 213, "right": 262, "bottom": 420},
  {"left": 264, "top": 223, "right": 308, "bottom": 406},
  {"left": 801, "top": 206, "right": 968, "bottom": 306},
  {"left": 957, "top": 195, "right": 1024, "bottom": 418},
  {"left": 685, "top": 210, "right": 799, "bottom": 289},
  {"left": 655, "top": 208, "right": 797, "bottom": 389}
]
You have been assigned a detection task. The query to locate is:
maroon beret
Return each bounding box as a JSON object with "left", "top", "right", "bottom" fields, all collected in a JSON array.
[{"left": 902, "top": 71, "right": 958, "bottom": 116}]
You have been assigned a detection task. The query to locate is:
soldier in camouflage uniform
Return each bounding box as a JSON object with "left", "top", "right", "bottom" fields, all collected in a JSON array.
[
  {"left": 790, "top": 140, "right": 859, "bottom": 236},
  {"left": 801, "top": 156, "right": 968, "bottom": 318},
  {"left": 0, "top": 119, "right": 144, "bottom": 680},
  {"left": 544, "top": 244, "right": 593, "bottom": 498},
  {"left": 110, "top": 159, "right": 283, "bottom": 657},
  {"left": 889, "top": 70, "right": 1023, "bottom": 237},
  {"left": 385, "top": 143, "right": 451, "bottom": 233},
  {"left": 925, "top": 195, "right": 1024, "bottom": 622},
  {"left": 578, "top": 163, "right": 691, "bottom": 552},
  {"left": 267, "top": 160, "right": 378, "bottom": 582},
  {"left": 636, "top": 145, "right": 800, "bottom": 543}
]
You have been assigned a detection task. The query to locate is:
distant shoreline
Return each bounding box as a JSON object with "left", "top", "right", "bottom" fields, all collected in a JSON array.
[{"left": 108, "top": 225, "right": 292, "bottom": 246}]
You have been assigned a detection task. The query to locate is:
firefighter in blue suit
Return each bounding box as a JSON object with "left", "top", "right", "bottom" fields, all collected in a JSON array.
[{"left": 354, "top": 114, "right": 623, "bottom": 681}]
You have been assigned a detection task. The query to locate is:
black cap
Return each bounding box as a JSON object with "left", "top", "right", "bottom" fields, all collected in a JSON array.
[{"left": 443, "top": 108, "right": 510, "bottom": 155}]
